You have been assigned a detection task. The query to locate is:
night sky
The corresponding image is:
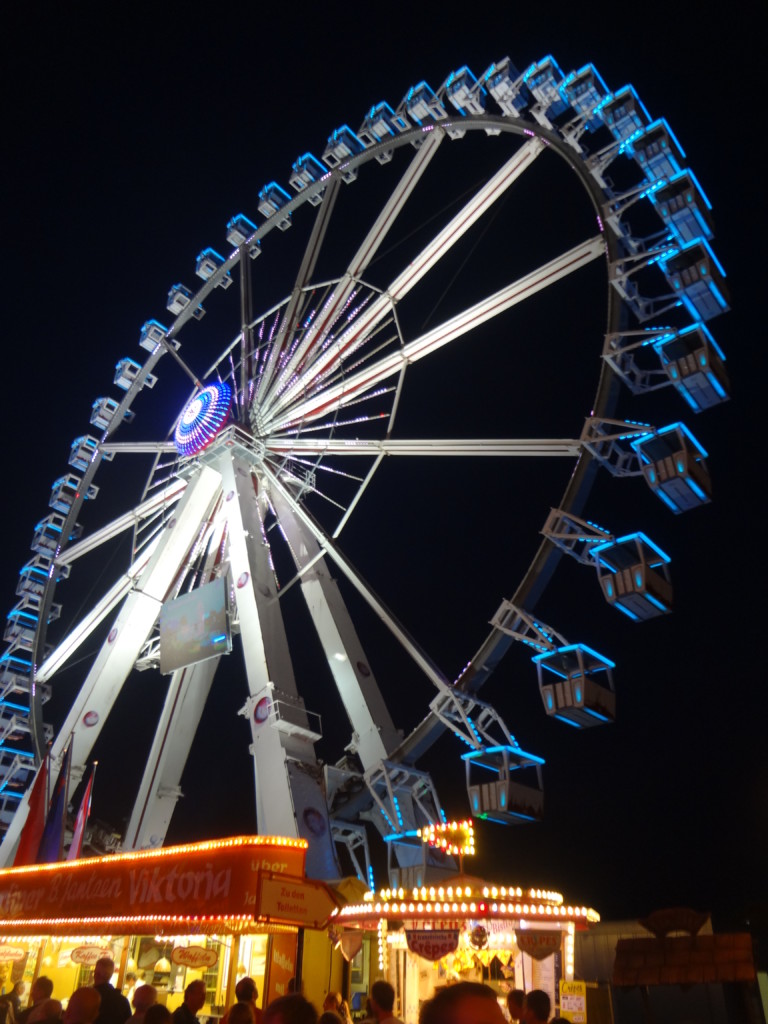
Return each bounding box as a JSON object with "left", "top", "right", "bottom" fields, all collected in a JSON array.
[{"left": 2, "top": 4, "right": 764, "bottom": 934}]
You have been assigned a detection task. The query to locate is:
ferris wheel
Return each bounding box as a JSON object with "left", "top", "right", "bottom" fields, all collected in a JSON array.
[{"left": 0, "top": 56, "right": 729, "bottom": 883}]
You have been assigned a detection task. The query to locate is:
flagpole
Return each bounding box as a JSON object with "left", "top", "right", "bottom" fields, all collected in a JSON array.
[
  {"left": 60, "top": 735, "right": 73, "bottom": 861},
  {"left": 67, "top": 759, "right": 97, "bottom": 861}
]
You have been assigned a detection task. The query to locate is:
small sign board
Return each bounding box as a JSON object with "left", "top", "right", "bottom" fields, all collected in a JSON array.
[
  {"left": 515, "top": 929, "right": 561, "bottom": 960},
  {"left": 71, "top": 946, "right": 113, "bottom": 966},
  {"left": 559, "top": 980, "right": 587, "bottom": 1023},
  {"left": 258, "top": 873, "right": 340, "bottom": 929},
  {"left": 405, "top": 930, "right": 459, "bottom": 961},
  {"left": 172, "top": 946, "right": 218, "bottom": 968}
]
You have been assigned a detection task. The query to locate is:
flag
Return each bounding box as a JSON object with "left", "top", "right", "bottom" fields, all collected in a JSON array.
[
  {"left": 36, "top": 745, "right": 71, "bottom": 864},
  {"left": 12, "top": 755, "right": 49, "bottom": 866},
  {"left": 67, "top": 761, "right": 96, "bottom": 860}
]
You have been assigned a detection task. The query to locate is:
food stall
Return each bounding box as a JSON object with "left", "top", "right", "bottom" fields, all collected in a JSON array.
[
  {"left": 329, "top": 822, "right": 600, "bottom": 1021},
  {"left": 0, "top": 836, "right": 341, "bottom": 1015}
]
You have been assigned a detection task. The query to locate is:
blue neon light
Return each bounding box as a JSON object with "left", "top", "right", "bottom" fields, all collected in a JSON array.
[
  {"left": 582, "top": 707, "right": 611, "bottom": 722},
  {"left": 686, "top": 477, "right": 707, "bottom": 501},
  {"left": 554, "top": 714, "right": 581, "bottom": 728},
  {"left": 655, "top": 488, "right": 681, "bottom": 513},
  {"left": 614, "top": 603, "right": 640, "bottom": 622},
  {"left": 0, "top": 701, "right": 28, "bottom": 712}
]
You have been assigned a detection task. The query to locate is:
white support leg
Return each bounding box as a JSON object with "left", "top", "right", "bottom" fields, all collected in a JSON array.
[
  {"left": 123, "top": 656, "right": 219, "bottom": 850},
  {"left": 218, "top": 449, "right": 339, "bottom": 877}
]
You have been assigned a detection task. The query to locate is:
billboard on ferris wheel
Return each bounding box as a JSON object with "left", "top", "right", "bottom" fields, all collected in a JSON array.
[{"left": 159, "top": 577, "right": 232, "bottom": 674}]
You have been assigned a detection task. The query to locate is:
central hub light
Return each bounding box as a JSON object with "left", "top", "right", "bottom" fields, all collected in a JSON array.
[{"left": 174, "top": 382, "right": 233, "bottom": 456}]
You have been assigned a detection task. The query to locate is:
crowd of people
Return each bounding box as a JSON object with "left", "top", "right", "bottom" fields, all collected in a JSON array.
[{"left": 1, "top": 961, "right": 564, "bottom": 1024}]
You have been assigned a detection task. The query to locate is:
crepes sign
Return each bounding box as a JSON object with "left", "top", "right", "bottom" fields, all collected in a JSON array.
[
  {"left": 405, "top": 930, "right": 459, "bottom": 961},
  {"left": 515, "top": 929, "right": 562, "bottom": 960}
]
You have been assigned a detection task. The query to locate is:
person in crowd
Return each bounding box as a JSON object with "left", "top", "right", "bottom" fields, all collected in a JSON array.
[
  {"left": 128, "top": 987, "right": 156, "bottom": 1024},
  {"left": 0, "top": 982, "right": 26, "bottom": 1024},
  {"left": 317, "top": 1014, "right": 342, "bottom": 1024},
  {"left": 7, "top": 984, "right": 25, "bottom": 1016},
  {"left": 320, "top": 994, "right": 349, "bottom": 1024},
  {"left": 63, "top": 989, "right": 101, "bottom": 1024},
  {"left": 93, "top": 959, "right": 131, "bottom": 1024},
  {"left": 122, "top": 981, "right": 137, "bottom": 1009},
  {"left": 222, "top": 978, "right": 262, "bottom": 1024},
  {"left": 419, "top": 983, "right": 505, "bottom": 1024},
  {"left": 27, "top": 1000, "right": 62, "bottom": 1024},
  {"left": 523, "top": 991, "right": 550, "bottom": 1024},
  {"left": 17, "top": 980, "right": 55, "bottom": 1024},
  {"left": 357, "top": 998, "right": 375, "bottom": 1024},
  {"left": 143, "top": 1008, "right": 170, "bottom": 1024},
  {"left": 368, "top": 983, "right": 402, "bottom": 1024},
  {"left": 262, "top": 995, "right": 317, "bottom": 1024},
  {"left": 170, "top": 981, "right": 206, "bottom": 1024},
  {"left": 227, "top": 1006, "right": 254, "bottom": 1024},
  {"left": 506, "top": 990, "right": 525, "bottom": 1021}
]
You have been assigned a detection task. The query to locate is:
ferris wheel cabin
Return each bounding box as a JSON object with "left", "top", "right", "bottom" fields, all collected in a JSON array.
[
  {"left": 195, "top": 247, "right": 233, "bottom": 287},
  {"left": 525, "top": 56, "right": 573, "bottom": 128},
  {"left": 560, "top": 64, "right": 609, "bottom": 132},
  {"left": 648, "top": 170, "right": 715, "bottom": 244},
  {"left": 534, "top": 644, "right": 616, "bottom": 728},
  {"left": 631, "top": 422, "right": 712, "bottom": 513},
  {"left": 322, "top": 125, "right": 366, "bottom": 183},
  {"left": 590, "top": 532, "right": 672, "bottom": 621},
  {"left": 464, "top": 744, "right": 545, "bottom": 825},
  {"left": 289, "top": 153, "right": 330, "bottom": 200},
  {"left": 16, "top": 556, "right": 69, "bottom": 600},
  {"left": 624, "top": 118, "right": 686, "bottom": 182},
  {"left": 357, "top": 103, "right": 401, "bottom": 162},
  {"left": 225, "top": 213, "right": 261, "bottom": 256},
  {"left": 655, "top": 323, "right": 730, "bottom": 411},
  {"left": 659, "top": 239, "right": 730, "bottom": 322},
  {"left": 600, "top": 85, "right": 652, "bottom": 142},
  {"left": 482, "top": 58, "right": 531, "bottom": 117},
  {"left": 258, "top": 182, "right": 292, "bottom": 231}
]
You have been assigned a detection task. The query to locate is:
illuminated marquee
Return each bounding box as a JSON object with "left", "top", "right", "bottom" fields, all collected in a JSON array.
[{"left": 0, "top": 835, "right": 307, "bottom": 936}]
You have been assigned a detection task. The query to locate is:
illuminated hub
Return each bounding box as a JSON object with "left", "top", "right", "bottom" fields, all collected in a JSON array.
[{"left": 174, "top": 383, "right": 233, "bottom": 456}]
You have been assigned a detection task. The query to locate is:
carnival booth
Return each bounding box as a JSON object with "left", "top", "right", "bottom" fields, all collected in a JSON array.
[
  {"left": 0, "top": 836, "right": 341, "bottom": 1015},
  {"left": 329, "top": 822, "right": 600, "bottom": 1021}
]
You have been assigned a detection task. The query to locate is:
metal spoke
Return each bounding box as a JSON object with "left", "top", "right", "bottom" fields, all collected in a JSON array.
[
  {"left": 261, "top": 137, "right": 544, "bottom": 426},
  {"left": 266, "top": 438, "right": 583, "bottom": 457},
  {"left": 264, "top": 464, "right": 452, "bottom": 695},
  {"left": 269, "top": 235, "right": 604, "bottom": 430},
  {"left": 258, "top": 132, "right": 443, "bottom": 417}
]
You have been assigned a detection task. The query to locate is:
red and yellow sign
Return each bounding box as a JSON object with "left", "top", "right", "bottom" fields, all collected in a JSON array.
[
  {"left": 264, "top": 932, "right": 297, "bottom": 1005},
  {"left": 0, "top": 836, "right": 307, "bottom": 935}
]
